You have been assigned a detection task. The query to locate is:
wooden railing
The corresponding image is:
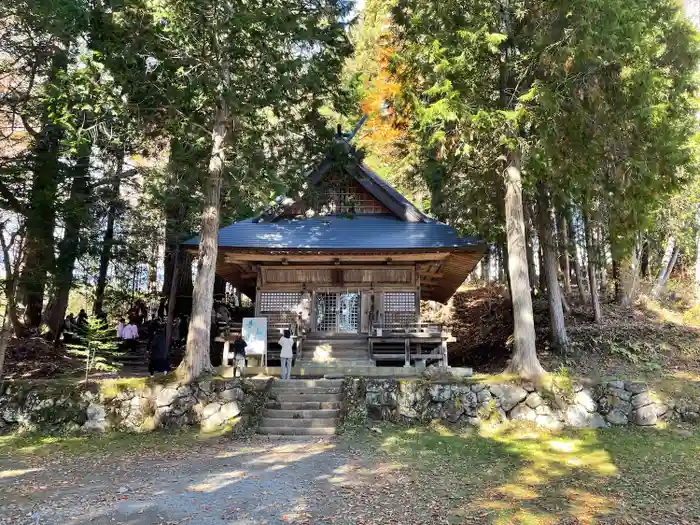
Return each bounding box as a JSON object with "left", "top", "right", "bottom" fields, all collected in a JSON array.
[{"left": 369, "top": 322, "right": 450, "bottom": 366}]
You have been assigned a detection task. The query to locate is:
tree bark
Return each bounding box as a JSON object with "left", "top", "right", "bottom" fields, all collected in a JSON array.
[
  {"left": 483, "top": 248, "right": 492, "bottom": 282},
  {"left": 177, "top": 102, "right": 228, "bottom": 382},
  {"left": 538, "top": 244, "right": 547, "bottom": 293},
  {"left": 93, "top": 154, "right": 123, "bottom": 316},
  {"left": 558, "top": 214, "right": 572, "bottom": 296},
  {"left": 567, "top": 212, "right": 588, "bottom": 303},
  {"left": 165, "top": 244, "right": 181, "bottom": 349},
  {"left": 503, "top": 150, "right": 545, "bottom": 380},
  {"left": 18, "top": 48, "right": 68, "bottom": 328},
  {"left": 0, "top": 310, "right": 10, "bottom": 379},
  {"left": 597, "top": 224, "right": 607, "bottom": 299},
  {"left": 652, "top": 236, "right": 677, "bottom": 298},
  {"left": 641, "top": 240, "right": 649, "bottom": 279},
  {"left": 46, "top": 147, "right": 90, "bottom": 338},
  {"left": 583, "top": 211, "right": 603, "bottom": 324},
  {"left": 618, "top": 236, "right": 641, "bottom": 308},
  {"left": 523, "top": 202, "right": 537, "bottom": 293},
  {"left": 536, "top": 183, "right": 567, "bottom": 349},
  {"left": 695, "top": 233, "right": 700, "bottom": 303},
  {"left": 0, "top": 225, "right": 23, "bottom": 334}
]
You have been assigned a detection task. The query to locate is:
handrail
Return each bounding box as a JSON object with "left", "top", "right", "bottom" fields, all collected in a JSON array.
[{"left": 371, "top": 321, "right": 446, "bottom": 336}]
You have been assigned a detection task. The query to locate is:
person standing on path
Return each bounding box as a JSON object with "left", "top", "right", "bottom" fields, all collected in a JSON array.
[
  {"left": 148, "top": 322, "right": 170, "bottom": 376},
  {"left": 278, "top": 329, "right": 294, "bottom": 380},
  {"left": 122, "top": 319, "right": 139, "bottom": 353},
  {"left": 232, "top": 334, "right": 247, "bottom": 378}
]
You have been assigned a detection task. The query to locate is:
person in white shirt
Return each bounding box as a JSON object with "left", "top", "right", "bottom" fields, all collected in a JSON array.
[
  {"left": 278, "top": 329, "right": 294, "bottom": 380},
  {"left": 116, "top": 318, "right": 125, "bottom": 340},
  {"left": 122, "top": 320, "right": 139, "bottom": 352}
]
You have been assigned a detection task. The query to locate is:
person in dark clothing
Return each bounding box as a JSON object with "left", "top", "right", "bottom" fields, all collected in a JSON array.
[
  {"left": 232, "top": 334, "right": 247, "bottom": 378},
  {"left": 77, "top": 309, "right": 88, "bottom": 328},
  {"left": 148, "top": 323, "right": 169, "bottom": 377},
  {"left": 157, "top": 298, "right": 167, "bottom": 320}
]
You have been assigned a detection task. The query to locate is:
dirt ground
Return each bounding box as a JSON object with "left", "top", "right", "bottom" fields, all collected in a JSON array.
[
  {"left": 1, "top": 436, "right": 361, "bottom": 525},
  {"left": 0, "top": 433, "right": 457, "bottom": 525},
  {"left": 2, "top": 424, "right": 700, "bottom": 525}
]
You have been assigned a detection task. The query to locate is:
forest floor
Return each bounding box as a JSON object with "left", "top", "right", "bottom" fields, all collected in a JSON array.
[
  {"left": 435, "top": 283, "right": 700, "bottom": 404},
  {"left": 1, "top": 423, "right": 699, "bottom": 525}
]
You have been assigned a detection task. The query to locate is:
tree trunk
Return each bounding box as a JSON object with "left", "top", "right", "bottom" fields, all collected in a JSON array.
[
  {"left": 597, "top": 224, "right": 607, "bottom": 300},
  {"left": 523, "top": 203, "right": 537, "bottom": 293},
  {"left": 536, "top": 183, "right": 567, "bottom": 349},
  {"left": 652, "top": 246, "right": 680, "bottom": 299},
  {"left": 0, "top": 223, "right": 25, "bottom": 335},
  {"left": 503, "top": 149, "right": 545, "bottom": 380},
  {"left": 93, "top": 154, "right": 123, "bottom": 316},
  {"left": 652, "top": 236, "right": 677, "bottom": 298},
  {"left": 538, "top": 244, "right": 546, "bottom": 292},
  {"left": 558, "top": 214, "right": 572, "bottom": 296},
  {"left": 560, "top": 287, "right": 571, "bottom": 314},
  {"left": 583, "top": 211, "right": 603, "bottom": 324},
  {"left": 567, "top": 212, "right": 588, "bottom": 303},
  {"left": 17, "top": 48, "right": 68, "bottom": 328},
  {"left": 695, "top": 233, "right": 700, "bottom": 303},
  {"left": 0, "top": 310, "right": 10, "bottom": 379},
  {"left": 177, "top": 102, "right": 228, "bottom": 382},
  {"left": 618, "top": 236, "right": 642, "bottom": 308},
  {"left": 46, "top": 148, "right": 90, "bottom": 338},
  {"left": 641, "top": 240, "right": 649, "bottom": 279},
  {"left": 165, "top": 244, "right": 181, "bottom": 349},
  {"left": 612, "top": 257, "right": 620, "bottom": 302}
]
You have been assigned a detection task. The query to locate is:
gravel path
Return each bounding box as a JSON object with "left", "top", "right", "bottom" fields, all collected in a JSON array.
[{"left": 1, "top": 437, "right": 364, "bottom": 525}]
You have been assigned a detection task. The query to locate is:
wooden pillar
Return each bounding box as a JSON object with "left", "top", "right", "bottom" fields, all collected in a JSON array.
[
  {"left": 254, "top": 272, "right": 262, "bottom": 317},
  {"left": 310, "top": 290, "right": 317, "bottom": 332},
  {"left": 404, "top": 337, "right": 410, "bottom": 367},
  {"left": 415, "top": 265, "right": 421, "bottom": 325}
]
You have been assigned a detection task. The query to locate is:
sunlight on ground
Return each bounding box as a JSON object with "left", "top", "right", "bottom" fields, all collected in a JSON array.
[
  {"left": 367, "top": 422, "right": 700, "bottom": 525},
  {"left": 0, "top": 467, "right": 43, "bottom": 479},
  {"left": 642, "top": 296, "right": 683, "bottom": 324},
  {"left": 188, "top": 470, "right": 246, "bottom": 493}
]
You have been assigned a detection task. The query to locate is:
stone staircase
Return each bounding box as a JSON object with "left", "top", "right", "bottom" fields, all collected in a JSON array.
[
  {"left": 258, "top": 379, "right": 343, "bottom": 436},
  {"left": 298, "top": 334, "right": 373, "bottom": 367}
]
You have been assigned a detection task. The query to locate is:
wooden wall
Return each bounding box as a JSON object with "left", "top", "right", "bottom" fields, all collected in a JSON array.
[{"left": 260, "top": 265, "right": 416, "bottom": 289}]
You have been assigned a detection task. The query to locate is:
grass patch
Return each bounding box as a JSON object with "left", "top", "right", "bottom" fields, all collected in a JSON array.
[
  {"left": 346, "top": 423, "right": 700, "bottom": 524},
  {"left": 0, "top": 427, "right": 225, "bottom": 458}
]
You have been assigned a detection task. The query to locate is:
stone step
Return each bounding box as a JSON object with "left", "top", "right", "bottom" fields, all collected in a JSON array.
[
  {"left": 260, "top": 417, "right": 338, "bottom": 429},
  {"left": 270, "top": 386, "right": 341, "bottom": 395},
  {"left": 304, "top": 340, "right": 367, "bottom": 346},
  {"left": 305, "top": 346, "right": 368, "bottom": 354},
  {"left": 273, "top": 393, "right": 342, "bottom": 403},
  {"left": 268, "top": 401, "right": 342, "bottom": 411},
  {"left": 298, "top": 359, "right": 373, "bottom": 367},
  {"left": 272, "top": 379, "right": 344, "bottom": 388},
  {"left": 257, "top": 426, "right": 337, "bottom": 436},
  {"left": 219, "top": 364, "right": 426, "bottom": 379},
  {"left": 263, "top": 409, "right": 339, "bottom": 419}
]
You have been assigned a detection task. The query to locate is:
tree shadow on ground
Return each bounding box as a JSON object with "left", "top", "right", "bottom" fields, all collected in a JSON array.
[
  {"left": 336, "top": 422, "right": 700, "bottom": 524},
  {"left": 1, "top": 424, "right": 699, "bottom": 525}
]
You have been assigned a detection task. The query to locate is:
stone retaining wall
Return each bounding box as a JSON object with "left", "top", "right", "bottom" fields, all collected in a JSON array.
[
  {"left": 0, "top": 378, "right": 271, "bottom": 434},
  {"left": 345, "top": 378, "right": 700, "bottom": 429}
]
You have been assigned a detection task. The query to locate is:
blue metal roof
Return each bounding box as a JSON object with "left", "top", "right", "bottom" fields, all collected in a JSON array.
[{"left": 185, "top": 214, "right": 482, "bottom": 251}]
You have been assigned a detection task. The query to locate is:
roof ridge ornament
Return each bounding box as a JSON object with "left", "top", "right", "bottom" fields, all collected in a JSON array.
[{"left": 336, "top": 115, "right": 368, "bottom": 144}]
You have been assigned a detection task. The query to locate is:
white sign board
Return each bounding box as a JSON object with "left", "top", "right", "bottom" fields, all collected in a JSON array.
[{"left": 242, "top": 317, "right": 267, "bottom": 358}]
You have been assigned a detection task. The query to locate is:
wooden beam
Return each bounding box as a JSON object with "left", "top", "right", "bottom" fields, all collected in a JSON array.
[
  {"left": 222, "top": 252, "right": 451, "bottom": 263},
  {"left": 419, "top": 271, "right": 444, "bottom": 278},
  {"left": 261, "top": 264, "right": 414, "bottom": 271}
]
